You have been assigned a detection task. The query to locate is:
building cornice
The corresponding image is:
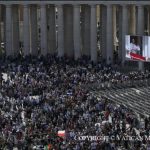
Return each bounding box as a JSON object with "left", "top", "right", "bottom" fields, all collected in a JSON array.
[{"left": 0, "top": 1, "right": 150, "bottom": 5}]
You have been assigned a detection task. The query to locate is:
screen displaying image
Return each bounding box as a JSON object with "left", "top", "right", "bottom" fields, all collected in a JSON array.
[
  {"left": 142, "top": 36, "right": 150, "bottom": 62},
  {"left": 125, "top": 35, "right": 146, "bottom": 61}
]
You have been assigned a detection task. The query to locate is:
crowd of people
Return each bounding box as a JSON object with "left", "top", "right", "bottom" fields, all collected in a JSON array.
[{"left": 0, "top": 55, "right": 150, "bottom": 150}]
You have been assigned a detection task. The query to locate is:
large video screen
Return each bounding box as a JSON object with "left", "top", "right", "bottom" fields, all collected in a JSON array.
[{"left": 125, "top": 35, "right": 150, "bottom": 62}]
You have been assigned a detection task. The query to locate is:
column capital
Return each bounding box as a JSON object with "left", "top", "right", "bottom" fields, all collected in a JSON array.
[
  {"left": 136, "top": 5, "right": 144, "bottom": 8},
  {"left": 106, "top": 4, "right": 112, "bottom": 8},
  {"left": 106, "top": 4, "right": 112, "bottom": 11},
  {"left": 40, "top": 4, "right": 46, "bottom": 8},
  {"left": 89, "top": 4, "right": 96, "bottom": 8},
  {"left": 5, "top": 4, "right": 12, "bottom": 8},
  {"left": 120, "top": 4, "right": 128, "bottom": 7},
  {"left": 23, "top": 4, "right": 29, "bottom": 8},
  {"left": 56, "top": 4, "right": 63, "bottom": 8},
  {"left": 73, "top": 4, "right": 80, "bottom": 8},
  {"left": 120, "top": 4, "right": 129, "bottom": 11}
]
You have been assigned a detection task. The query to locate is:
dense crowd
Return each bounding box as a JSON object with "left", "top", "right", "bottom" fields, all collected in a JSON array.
[{"left": 0, "top": 56, "right": 150, "bottom": 150}]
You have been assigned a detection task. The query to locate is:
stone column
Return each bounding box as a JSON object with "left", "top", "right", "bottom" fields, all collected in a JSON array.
[
  {"left": 0, "top": 5, "right": 1, "bottom": 50},
  {"left": 97, "top": 5, "right": 100, "bottom": 23},
  {"left": 90, "top": 4, "right": 97, "bottom": 62},
  {"left": 19, "top": 6, "right": 23, "bottom": 51},
  {"left": 137, "top": 5, "right": 144, "bottom": 71},
  {"left": 113, "top": 5, "right": 117, "bottom": 51},
  {"left": 30, "top": 5, "right": 38, "bottom": 56},
  {"left": 12, "top": 5, "right": 20, "bottom": 56},
  {"left": 129, "top": 5, "right": 136, "bottom": 34},
  {"left": 73, "top": 4, "right": 81, "bottom": 60},
  {"left": 3, "top": 7, "right": 5, "bottom": 50},
  {"left": 5, "top": 4, "right": 12, "bottom": 57},
  {"left": 23, "top": 4, "right": 30, "bottom": 56},
  {"left": 47, "top": 5, "right": 56, "bottom": 54},
  {"left": 40, "top": 4, "right": 47, "bottom": 56},
  {"left": 19, "top": 5, "right": 23, "bottom": 21},
  {"left": 81, "top": 5, "right": 90, "bottom": 57},
  {"left": 145, "top": 7, "right": 149, "bottom": 35},
  {"left": 137, "top": 5, "right": 144, "bottom": 35},
  {"left": 100, "top": 5, "right": 107, "bottom": 61},
  {"left": 149, "top": 6, "right": 150, "bottom": 35},
  {"left": 64, "top": 5, "right": 73, "bottom": 57},
  {"left": 106, "top": 4, "right": 113, "bottom": 64},
  {"left": 119, "top": 5, "right": 128, "bottom": 65},
  {"left": 57, "top": 4, "right": 64, "bottom": 57}
]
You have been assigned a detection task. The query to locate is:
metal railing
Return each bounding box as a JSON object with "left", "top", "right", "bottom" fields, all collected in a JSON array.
[{"left": 84, "top": 79, "right": 150, "bottom": 91}]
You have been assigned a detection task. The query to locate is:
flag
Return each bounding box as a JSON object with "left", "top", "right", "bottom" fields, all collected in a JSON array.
[
  {"left": 130, "top": 52, "right": 146, "bottom": 61},
  {"left": 58, "top": 130, "right": 65, "bottom": 138},
  {"left": 44, "top": 144, "right": 52, "bottom": 150}
]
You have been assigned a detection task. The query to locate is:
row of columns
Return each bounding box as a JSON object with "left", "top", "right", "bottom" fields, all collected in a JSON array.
[
  {"left": 5, "top": 4, "right": 56, "bottom": 57},
  {"left": 2, "top": 4, "right": 146, "bottom": 64},
  {"left": 4, "top": 4, "right": 98, "bottom": 62},
  {"left": 3, "top": 5, "right": 97, "bottom": 61},
  {"left": 57, "top": 4, "right": 98, "bottom": 61}
]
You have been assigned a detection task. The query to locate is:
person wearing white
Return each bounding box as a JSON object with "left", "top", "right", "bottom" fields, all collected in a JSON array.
[
  {"left": 128, "top": 38, "right": 140, "bottom": 54},
  {"left": 126, "top": 38, "right": 141, "bottom": 59}
]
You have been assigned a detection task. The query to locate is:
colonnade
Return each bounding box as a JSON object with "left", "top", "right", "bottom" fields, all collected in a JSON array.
[{"left": 0, "top": 3, "right": 148, "bottom": 64}]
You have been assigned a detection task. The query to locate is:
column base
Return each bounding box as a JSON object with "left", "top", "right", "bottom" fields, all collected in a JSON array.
[{"left": 138, "top": 61, "right": 144, "bottom": 71}]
